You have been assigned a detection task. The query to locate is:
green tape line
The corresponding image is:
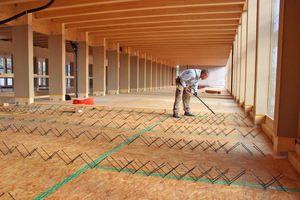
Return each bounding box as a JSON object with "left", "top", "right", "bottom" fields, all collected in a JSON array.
[
  {"left": 94, "top": 166, "right": 300, "bottom": 193},
  {"left": 33, "top": 114, "right": 171, "bottom": 200}
]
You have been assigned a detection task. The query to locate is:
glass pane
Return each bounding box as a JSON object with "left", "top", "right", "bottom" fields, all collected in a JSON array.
[
  {"left": 0, "top": 78, "right": 4, "bottom": 86},
  {"left": 38, "top": 62, "right": 42, "bottom": 75},
  {"left": 0, "top": 58, "right": 4, "bottom": 73},
  {"left": 267, "top": 0, "right": 280, "bottom": 119},
  {"left": 6, "top": 59, "right": 12, "bottom": 73},
  {"left": 43, "top": 62, "right": 46, "bottom": 75},
  {"left": 7, "top": 78, "right": 12, "bottom": 85}
]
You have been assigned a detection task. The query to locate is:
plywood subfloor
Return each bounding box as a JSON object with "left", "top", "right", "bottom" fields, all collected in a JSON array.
[{"left": 0, "top": 87, "right": 300, "bottom": 199}]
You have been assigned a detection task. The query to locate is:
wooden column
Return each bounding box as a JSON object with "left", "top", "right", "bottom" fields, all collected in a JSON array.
[
  {"left": 162, "top": 62, "right": 166, "bottom": 88},
  {"left": 172, "top": 67, "right": 176, "bottom": 86},
  {"left": 232, "top": 35, "right": 237, "bottom": 99},
  {"left": 157, "top": 61, "right": 162, "bottom": 89},
  {"left": 93, "top": 43, "right": 106, "bottom": 96},
  {"left": 244, "top": 0, "right": 257, "bottom": 113},
  {"left": 107, "top": 43, "right": 119, "bottom": 95},
  {"left": 77, "top": 41, "right": 89, "bottom": 98},
  {"left": 169, "top": 66, "right": 172, "bottom": 86},
  {"left": 251, "top": 0, "right": 272, "bottom": 126},
  {"left": 239, "top": 11, "right": 247, "bottom": 106},
  {"left": 130, "top": 50, "right": 139, "bottom": 92},
  {"left": 236, "top": 26, "right": 241, "bottom": 103},
  {"left": 226, "top": 50, "right": 233, "bottom": 93},
  {"left": 119, "top": 47, "right": 130, "bottom": 93},
  {"left": 49, "top": 33, "right": 66, "bottom": 101},
  {"left": 166, "top": 63, "right": 169, "bottom": 88},
  {"left": 146, "top": 55, "right": 152, "bottom": 90},
  {"left": 12, "top": 23, "right": 34, "bottom": 105},
  {"left": 139, "top": 54, "right": 146, "bottom": 92},
  {"left": 273, "top": 0, "right": 300, "bottom": 156},
  {"left": 152, "top": 58, "right": 157, "bottom": 90}
]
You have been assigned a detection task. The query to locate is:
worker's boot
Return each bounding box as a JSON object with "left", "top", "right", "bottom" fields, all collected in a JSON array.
[
  {"left": 184, "top": 111, "right": 195, "bottom": 116},
  {"left": 173, "top": 113, "right": 181, "bottom": 118}
]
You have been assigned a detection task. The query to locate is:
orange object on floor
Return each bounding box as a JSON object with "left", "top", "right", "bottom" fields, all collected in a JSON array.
[{"left": 73, "top": 98, "right": 95, "bottom": 105}]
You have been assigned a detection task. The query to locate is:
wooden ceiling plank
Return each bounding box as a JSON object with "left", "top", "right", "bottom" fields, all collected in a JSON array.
[
  {"left": 65, "top": 13, "right": 241, "bottom": 29},
  {"left": 89, "top": 30, "right": 237, "bottom": 38},
  {"left": 68, "top": 19, "right": 239, "bottom": 31},
  {"left": 25, "top": 0, "right": 140, "bottom": 11},
  {"left": 86, "top": 26, "right": 238, "bottom": 35},
  {"left": 107, "top": 36, "right": 235, "bottom": 42},
  {"left": 36, "top": 0, "right": 245, "bottom": 19},
  {"left": 41, "top": 4, "right": 244, "bottom": 20}
]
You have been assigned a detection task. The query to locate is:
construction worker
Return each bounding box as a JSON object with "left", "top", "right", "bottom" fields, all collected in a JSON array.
[{"left": 173, "top": 69, "right": 210, "bottom": 118}]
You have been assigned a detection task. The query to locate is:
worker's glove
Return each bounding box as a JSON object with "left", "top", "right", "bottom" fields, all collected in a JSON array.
[{"left": 194, "top": 92, "right": 197, "bottom": 96}]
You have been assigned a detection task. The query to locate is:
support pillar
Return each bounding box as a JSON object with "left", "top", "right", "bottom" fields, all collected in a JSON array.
[
  {"left": 166, "top": 64, "right": 169, "bottom": 88},
  {"left": 232, "top": 35, "right": 237, "bottom": 99},
  {"left": 273, "top": 0, "right": 300, "bottom": 157},
  {"left": 236, "top": 26, "right": 241, "bottom": 103},
  {"left": 77, "top": 41, "right": 89, "bottom": 98},
  {"left": 172, "top": 67, "right": 176, "bottom": 86},
  {"left": 157, "top": 61, "right": 162, "bottom": 89},
  {"left": 146, "top": 55, "right": 152, "bottom": 90},
  {"left": 239, "top": 11, "right": 247, "bottom": 106},
  {"left": 152, "top": 58, "right": 157, "bottom": 90},
  {"left": 251, "top": 0, "right": 272, "bottom": 126},
  {"left": 139, "top": 54, "right": 146, "bottom": 92},
  {"left": 49, "top": 34, "right": 66, "bottom": 101},
  {"left": 107, "top": 46, "right": 120, "bottom": 95},
  {"left": 130, "top": 51, "right": 139, "bottom": 92},
  {"left": 119, "top": 47, "right": 130, "bottom": 93},
  {"left": 12, "top": 24, "right": 34, "bottom": 105},
  {"left": 162, "top": 62, "right": 166, "bottom": 88},
  {"left": 226, "top": 50, "right": 233, "bottom": 93},
  {"left": 244, "top": 0, "right": 257, "bottom": 113},
  {"left": 93, "top": 44, "right": 106, "bottom": 96}
]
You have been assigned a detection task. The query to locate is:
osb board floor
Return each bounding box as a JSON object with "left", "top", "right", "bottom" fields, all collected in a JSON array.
[
  {"left": 0, "top": 87, "right": 243, "bottom": 113},
  {"left": 0, "top": 87, "right": 300, "bottom": 199}
]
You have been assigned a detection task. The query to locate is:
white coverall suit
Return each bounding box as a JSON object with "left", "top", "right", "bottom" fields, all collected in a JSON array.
[{"left": 173, "top": 69, "right": 203, "bottom": 114}]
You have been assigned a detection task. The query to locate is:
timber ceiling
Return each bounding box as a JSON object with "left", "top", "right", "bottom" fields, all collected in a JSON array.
[{"left": 0, "top": 0, "right": 246, "bottom": 66}]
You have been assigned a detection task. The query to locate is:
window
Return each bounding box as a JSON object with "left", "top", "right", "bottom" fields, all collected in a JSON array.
[
  {"left": 267, "top": 0, "right": 280, "bottom": 118},
  {"left": 0, "top": 58, "right": 4, "bottom": 73},
  {"left": 7, "top": 78, "right": 12, "bottom": 85},
  {"left": 42, "top": 62, "right": 46, "bottom": 86},
  {"left": 6, "top": 58, "right": 12, "bottom": 73}
]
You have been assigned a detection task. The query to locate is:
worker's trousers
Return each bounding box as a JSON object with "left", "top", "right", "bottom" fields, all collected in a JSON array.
[{"left": 173, "top": 77, "right": 191, "bottom": 114}]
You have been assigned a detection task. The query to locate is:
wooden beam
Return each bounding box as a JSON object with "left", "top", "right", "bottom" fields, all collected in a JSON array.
[
  {"left": 65, "top": 13, "right": 241, "bottom": 29},
  {"left": 70, "top": 20, "right": 239, "bottom": 31},
  {"left": 36, "top": 0, "right": 245, "bottom": 19},
  {"left": 51, "top": 5, "right": 243, "bottom": 23}
]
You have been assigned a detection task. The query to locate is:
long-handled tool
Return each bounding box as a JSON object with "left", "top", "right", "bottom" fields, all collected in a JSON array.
[{"left": 187, "top": 87, "right": 216, "bottom": 116}]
